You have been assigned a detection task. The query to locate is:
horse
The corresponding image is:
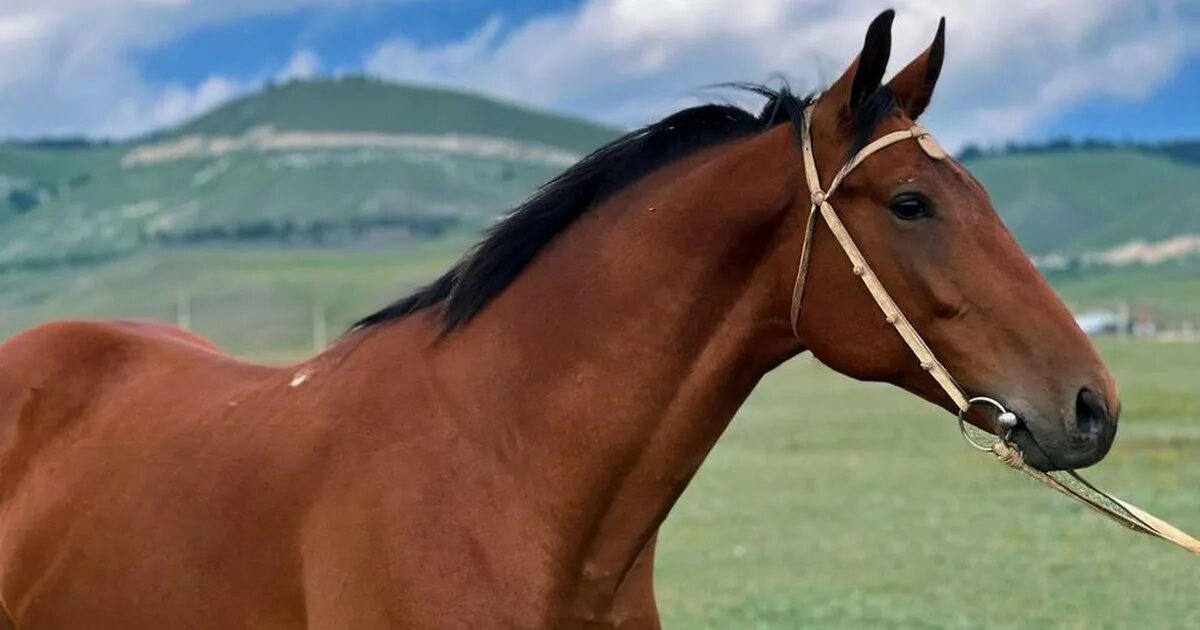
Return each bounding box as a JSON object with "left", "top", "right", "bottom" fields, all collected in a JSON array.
[{"left": 0, "top": 10, "right": 1118, "bottom": 629}]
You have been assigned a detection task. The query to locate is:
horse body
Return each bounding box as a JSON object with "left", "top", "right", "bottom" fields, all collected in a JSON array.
[
  {"left": 0, "top": 12, "right": 1120, "bottom": 629},
  {"left": 0, "top": 321, "right": 522, "bottom": 626},
  {"left": 0, "top": 303, "right": 716, "bottom": 628},
  {"left": 0, "top": 321, "right": 306, "bottom": 627}
]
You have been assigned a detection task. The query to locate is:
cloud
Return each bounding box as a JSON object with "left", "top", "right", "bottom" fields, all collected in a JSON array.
[
  {"left": 110, "top": 76, "right": 244, "bottom": 135},
  {"left": 366, "top": 16, "right": 503, "bottom": 86},
  {"left": 278, "top": 49, "right": 323, "bottom": 82},
  {"left": 365, "top": 0, "right": 1200, "bottom": 149},
  {"left": 0, "top": 0, "right": 1195, "bottom": 145},
  {"left": 0, "top": 0, "right": 399, "bottom": 138}
]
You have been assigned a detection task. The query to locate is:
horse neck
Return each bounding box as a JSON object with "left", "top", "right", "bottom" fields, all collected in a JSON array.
[{"left": 375, "top": 127, "right": 804, "bottom": 608}]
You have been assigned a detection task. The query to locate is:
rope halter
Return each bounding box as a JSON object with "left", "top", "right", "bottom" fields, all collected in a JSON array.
[{"left": 789, "top": 104, "right": 965, "bottom": 411}]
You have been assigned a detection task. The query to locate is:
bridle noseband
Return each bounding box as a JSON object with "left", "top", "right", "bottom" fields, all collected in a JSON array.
[{"left": 787, "top": 104, "right": 1200, "bottom": 554}]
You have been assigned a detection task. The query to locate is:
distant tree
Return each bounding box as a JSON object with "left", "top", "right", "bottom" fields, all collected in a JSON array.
[
  {"left": 68, "top": 173, "right": 92, "bottom": 190},
  {"left": 8, "top": 189, "right": 40, "bottom": 213},
  {"left": 1046, "top": 137, "right": 1074, "bottom": 152},
  {"left": 957, "top": 143, "right": 984, "bottom": 161},
  {"left": 1081, "top": 138, "right": 1117, "bottom": 151}
]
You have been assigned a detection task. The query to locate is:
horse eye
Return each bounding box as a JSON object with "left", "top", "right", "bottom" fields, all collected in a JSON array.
[{"left": 889, "top": 193, "right": 933, "bottom": 221}]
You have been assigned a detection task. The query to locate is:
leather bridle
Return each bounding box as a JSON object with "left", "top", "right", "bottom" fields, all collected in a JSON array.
[{"left": 789, "top": 103, "right": 1200, "bottom": 554}]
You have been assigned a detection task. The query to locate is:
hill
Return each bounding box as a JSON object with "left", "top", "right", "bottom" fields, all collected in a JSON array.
[
  {"left": 0, "top": 77, "right": 1197, "bottom": 284},
  {"left": 0, "top": 78, "right": 617, "bottom": 272},
  {"left": 962, "top": 147, "right": 1200, "bottom": 255},
  {"left": 170, "top": 78, "right": 615, "bottom": 150}
]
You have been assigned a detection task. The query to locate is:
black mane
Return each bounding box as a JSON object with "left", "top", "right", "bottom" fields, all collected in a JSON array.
[{"left": 353, "top": 84, "right": 895, "bottom": 334}]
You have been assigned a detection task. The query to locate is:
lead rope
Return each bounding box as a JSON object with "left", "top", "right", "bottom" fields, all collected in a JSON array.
[{"left": 791, "top": 105, "right": 1200, "bottom": 554}]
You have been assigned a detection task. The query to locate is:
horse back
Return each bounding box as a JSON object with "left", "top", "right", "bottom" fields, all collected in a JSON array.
[
  {"left": 0, "top": 319, "right": 216, "bottom": 453},
  {"left": 0, "top": 319, "right": 272, "bottom": 524},
  {"left": 0, "top": 320, "right": 311, "bottom": 627}
]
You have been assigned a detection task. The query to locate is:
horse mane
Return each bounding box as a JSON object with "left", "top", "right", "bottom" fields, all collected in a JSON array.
[{"left": 353, "top": 84, "right": 896, "bottom": 334}]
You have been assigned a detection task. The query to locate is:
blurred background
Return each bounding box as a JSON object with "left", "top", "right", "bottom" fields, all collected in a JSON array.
[{"left": 1, "top": 1, "right": 1198, "bottom": 627}]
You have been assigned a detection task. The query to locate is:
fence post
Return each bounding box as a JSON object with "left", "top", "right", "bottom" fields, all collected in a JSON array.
[
  {"left": 312, "top": 298, "right": 327, "bottom": 353},
  {"left": 176, "top": 288, "right": 192, "bottom": 331}
]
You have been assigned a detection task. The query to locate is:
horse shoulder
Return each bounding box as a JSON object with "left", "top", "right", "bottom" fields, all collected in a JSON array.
[
  {"left": 107, "top": 320, "right": 224, "bottom": 353},
  {"left": 0, "top": 319, "right": 214, "bottom": 380},
  {"left": 0, "top": 320, "right": 218, "bottom": 448}
]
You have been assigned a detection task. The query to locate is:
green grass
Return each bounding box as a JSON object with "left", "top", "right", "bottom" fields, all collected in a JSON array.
[
  {"left": 1049, "top": 257, "right": 1200, "bottom": 326},
  {"left": 0, "top": 239, "right": 474, "bottom": 355},
  {"left": 967, "top": 149, "right": 1200, "bottom": 255},
  {"left": 173, "top": 77, "right": 616, "bottom": 152},
  {"left": 2, "top": 240, "right": 1197, "bottom": 356},
  {"left": 656, "top": 340, "right": 1200, "bottom": 628},
  {"left": 0, "top": 139, "right": 561, "bottom": 270}
]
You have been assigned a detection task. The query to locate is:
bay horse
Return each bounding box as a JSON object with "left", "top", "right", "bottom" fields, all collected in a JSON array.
[{"left": 0, "top": 11, "right": 1118, "bottom": 629}]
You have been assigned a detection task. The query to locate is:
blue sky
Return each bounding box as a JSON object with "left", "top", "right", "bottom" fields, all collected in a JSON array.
[
  {"left": 136, "top": 1, "right": 581, "bottom": 86},
  {"left": 0, "top": 1, "right": 1197, "bottom": 149}
]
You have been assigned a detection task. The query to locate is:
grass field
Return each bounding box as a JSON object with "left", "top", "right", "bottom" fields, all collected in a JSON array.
[
  {"left": 656, "top": 340, "right": 1200, "bottom": 628},
  {"left": 0, "top": 238, "right": 1197, "bottom": 354}
]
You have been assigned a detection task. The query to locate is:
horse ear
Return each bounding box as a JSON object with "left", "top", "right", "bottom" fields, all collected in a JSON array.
[
  {"left": 822, "top": 10, "right": 894, "bottom": 115},
  {"left": 887, "top": 18, "right": 946, "bottom": 120}
]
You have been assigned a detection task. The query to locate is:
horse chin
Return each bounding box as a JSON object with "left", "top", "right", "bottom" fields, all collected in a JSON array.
[
  {"left": 1004, "top": 420, "right": 1114, "bottom": 473},
  {"left": 1005, "top": 424, "right": 1059, "bottom": 472}
]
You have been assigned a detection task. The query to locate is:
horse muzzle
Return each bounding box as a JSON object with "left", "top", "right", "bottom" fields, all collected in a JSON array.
[{"left": 960, "top": 388, "right": 1118, "bottom": 472}]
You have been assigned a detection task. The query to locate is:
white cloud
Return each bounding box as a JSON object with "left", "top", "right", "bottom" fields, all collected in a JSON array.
[
  {"left": 278, "top": 49, "right": 323, "bottom": 82},
  {"left": 366, "top": 16, "right": 503, "bottom": 86},
  {"left": 0, "top": 0, "right": 1195, "bottom": 145},
  {"left": 365, "top": 0, "right": 1200, "bottom": 149},
  {"left": 0, "top": 0, "right": 399, "bottom": 138},
  {"left": 142, "top": 76, "right": 243, "bottom": 131}
]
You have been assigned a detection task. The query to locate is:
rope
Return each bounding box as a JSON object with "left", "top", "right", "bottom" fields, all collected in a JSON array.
[{"left": 791, "top": 104, "right": 1200, "bottom": 555}]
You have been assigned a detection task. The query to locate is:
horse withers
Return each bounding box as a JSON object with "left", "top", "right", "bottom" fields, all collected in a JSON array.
[{"left": 0, "top": 11, "right": 1117, "bottom": 629}]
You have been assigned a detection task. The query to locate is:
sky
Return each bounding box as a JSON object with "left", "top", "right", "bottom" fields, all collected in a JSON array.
[{"left": 0, "top": 0, "right": 1197, "bottom": 150}]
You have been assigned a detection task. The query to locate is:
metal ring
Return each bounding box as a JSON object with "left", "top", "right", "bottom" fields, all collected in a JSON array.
[{"left": 957, "top": 396, "right": 1013, "bottom": 452}]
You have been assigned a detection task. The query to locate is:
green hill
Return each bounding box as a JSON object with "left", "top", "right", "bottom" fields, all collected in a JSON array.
[
  {"left": 0, "top": 79, "right": 1198, "bottom": 340},
  {"left": 0, "top": 78, "right": 617, "bottom": 272},
  {"left": 2, "top": 78, "right": 1197, "bottom": 273},
  {"left": 171, "top": 78, "right": 615, "bottom": 151},
  {"left": 963, "top": 148, "right": 1200, "bottom": 255}
]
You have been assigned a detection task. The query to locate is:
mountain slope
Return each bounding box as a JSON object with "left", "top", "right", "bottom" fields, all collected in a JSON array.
[
  {"left": 0, "top": 78, "right": 1198, "bottom": 273},
  {"left": 0, "top": 78, "right": 618, "bottom": 271},
  {"left": 965, "top": 149, "right": 1200, "bottom": 255},
  {"left": 169, "top": 78, "right": 615, "bottom": 153}
]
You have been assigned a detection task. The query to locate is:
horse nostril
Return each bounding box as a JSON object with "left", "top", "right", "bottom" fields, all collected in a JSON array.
[{"left": 1075, "top": 387, "right": 1106, "bottom": 440}]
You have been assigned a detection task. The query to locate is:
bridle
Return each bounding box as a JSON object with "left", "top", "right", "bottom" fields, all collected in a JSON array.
[
  {"left": 789, "top": 105, "right": 1019, "bottom": 445},
  {"left": 789, "top": 105, "right": 972, "bottom": 412},
  {"left": 788, "top": 103, "right": 1200, "bottom": 554}
]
